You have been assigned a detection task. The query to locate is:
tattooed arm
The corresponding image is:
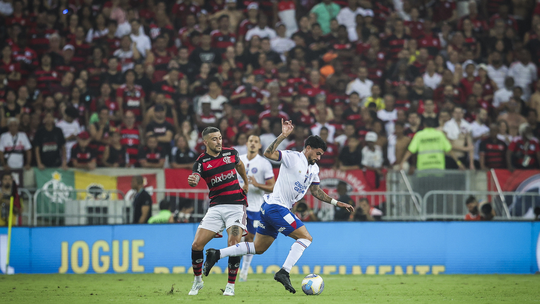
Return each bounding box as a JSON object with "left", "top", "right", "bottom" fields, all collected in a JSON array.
[
  {"left": 263, "top": 119, "right": 295, "bottom": 161},
  {"left": 309, "top": 184, "right": 355, "bottom": 213}
]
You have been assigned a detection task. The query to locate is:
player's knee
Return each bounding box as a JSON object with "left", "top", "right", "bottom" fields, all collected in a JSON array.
[
  {"left": 191, "top": 241, "right": 204, "bottom": 251},
  {"left": 304, "top": 235, "right": 313, "bottom": 242},
  {"left": 255, "top": 246, "right": 267, "bottom": 255}
]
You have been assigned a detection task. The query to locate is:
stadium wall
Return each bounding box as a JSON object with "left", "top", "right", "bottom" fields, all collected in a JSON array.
[{"left": 2, "top": 222, "right": 540, "bottom": 275}]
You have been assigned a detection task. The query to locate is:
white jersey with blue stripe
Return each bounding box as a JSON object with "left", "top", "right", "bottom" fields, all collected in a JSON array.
[
  {"left": 264, "top": 150, "right": 320, "bottom": 210},
  {"left": 238, "top": 154, "right": 275, "bottom": 212}
]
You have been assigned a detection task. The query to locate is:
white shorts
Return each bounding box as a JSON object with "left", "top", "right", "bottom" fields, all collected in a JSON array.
[{"left": 198, "top": 204, "right": 247, "bottom": 234}]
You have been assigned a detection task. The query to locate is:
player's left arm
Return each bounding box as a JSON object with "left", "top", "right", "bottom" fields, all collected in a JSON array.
[
  {"left": 309, "top": 184, "right": 355, "bottom": 212},
  {"left": 236, "top": 159, "right": 249, "bottom": 193},
  {"left": 249, "top": 176, "right": 275, "bottom": 192}
]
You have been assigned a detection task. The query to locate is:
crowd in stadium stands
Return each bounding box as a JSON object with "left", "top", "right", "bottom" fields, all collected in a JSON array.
[{"left": 1, "top": 0, "right": 540, "bottom": 175}]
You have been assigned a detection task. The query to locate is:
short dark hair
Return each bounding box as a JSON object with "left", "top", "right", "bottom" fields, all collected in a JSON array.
[
  {"left": 133, "top": 175, "right": 144, "bottom": 186},
  {"left": 207, "top": 77, "right": 221, "bottom": 87},
  {"left": 304, "top": 135, "right": 327, "bottom": 151},
  {"left": 159, "top": 199, "right": 170, "bottom": 211},
  {"left": 465, "top": 195, "right": 476, "bottom": 205},
  {"left": 424, "top": 117, "right": 437, "bottom": 128},
  {"left": 202, "top": 127, "right": 220, "bottom": 138}
]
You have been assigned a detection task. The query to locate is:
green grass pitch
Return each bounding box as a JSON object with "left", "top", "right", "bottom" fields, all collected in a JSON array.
[{"left": 1, "top": 273, "right": 540, "bottom": 303}]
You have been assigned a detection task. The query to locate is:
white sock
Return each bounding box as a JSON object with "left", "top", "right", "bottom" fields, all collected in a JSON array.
[
  {"left": 240, "top": 254, "right": 254, "bottom": 275},
  {"left": 282, "top": 239, "right": 311, "bottom": 273},
  {"left": 194, "top": 275, "right": 202, "bottom": 283},
  {"left": 220, "top": 242, "right": 256, "bottom": 258}
]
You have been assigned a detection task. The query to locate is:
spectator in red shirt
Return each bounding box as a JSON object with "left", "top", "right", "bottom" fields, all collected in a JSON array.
[
  {"left": 71, "top": 131, "right": 96, "bottom": 170},
  {"left": 507, "top": 125, "right": 540, "bottom": 170},
  {"left": 428, "top": 0, "right": 457, "bottom": 26},
  {"left": 464, "top": 195, "right": 481, "bottom": 221},
  {"left": 212, "top": 15, "right": 237, "bottom": 51},
  {"left": 479, "top": 123, "right": 507, "bottom": 170}
]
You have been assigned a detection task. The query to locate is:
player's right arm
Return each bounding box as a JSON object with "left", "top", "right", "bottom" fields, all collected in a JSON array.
[
  {"left": 263, "top": 119, "right": 294, "bottom": 161},
  {"left": 188, "top": 161, "right": 202, "bottom": 187}
]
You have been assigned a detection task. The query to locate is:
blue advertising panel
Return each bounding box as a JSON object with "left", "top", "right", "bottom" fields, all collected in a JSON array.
[
  {"left": 1, "top": 222, "right": 538, "bottom": 275},
  {"left": 532, "top": 222, "right": 540, "bottom": 273}
]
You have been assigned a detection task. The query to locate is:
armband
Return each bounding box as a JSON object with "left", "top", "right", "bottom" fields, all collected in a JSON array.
[{"left": 331, "top": 199, "right": 338, "bottom": 206}]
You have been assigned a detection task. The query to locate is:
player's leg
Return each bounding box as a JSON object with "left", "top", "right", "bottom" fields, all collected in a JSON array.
[
  {"left": 188, "top": 207, "right": 222, "bottom": 296},
  {"left": 282, "top": 225, "right": 313, "bottom": 272},
  {"left": 239, "top": 211, "right": 259, "bottom": 281},
  {"left": 223, "top": 224, "right": 243, "bottom": 296},
  {"left": 188, "top": 228, "right": 215, "bottom": 295},
  {"left": 272, "top": 208, "right": 311, "bottom": 294},
  {"left": 204, "top": 204, "right": 277, "bottom": 276}
]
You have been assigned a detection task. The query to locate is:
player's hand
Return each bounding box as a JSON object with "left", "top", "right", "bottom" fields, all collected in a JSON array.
[
  {"left": 337, "top": 201, "right": 354, "bottom": 213},
  {"left": 242, "top": 183, "right": 249, "bottom": 194},
  {"left": 187, "top": 174, "right": 200, "bottom": 187},
  {"left": 281, "top": 119, "right": 294, "bottom": 138},
  {"left": 247, "top": 176, "right": 258, "bottom": 187}
]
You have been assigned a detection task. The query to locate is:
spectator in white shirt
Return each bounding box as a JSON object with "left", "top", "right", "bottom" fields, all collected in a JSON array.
[
  {"left": 508, "top": 49, "right": 538, "bottom": 100},
  {"left": 56, "top": 107, "right": 82, "bottom": 162},
  {"left": 337, "top": 0, "right": 363, "bottom": 41},
  {"left": 246, "top": 14, "right": 277, "bottom": 41},
  {"left": 493, "top": 77, "right": 515, "bottom": 111},
  {"left": 487, "top": 51, "right": 508, "bottom": 90},
  {"left": 0, "top": 118, "right": 32, "bottom": 170},
  {"left": 443, "top": 106, "right": 474, "bottom": 169},
  {"left": 470, "top": 108, "right": 490, "bottom": 166},
  {"left": 197, "top": 78, "right": 228, "bottom": 118},
  {"left": 423, "top": 60, "right": 442, "bottom": 90},
  {"left": 377, "top": 94, "right": 397, "bottom": 135},
  {"left": 311, "top": 111, "right": 336, "bottom": 143},
  {"left": 271, "top": 23, "right": 295, "bottom": 59},
  {"left": 129, "top": 19, "right": 152, "bottom": 58},
  {"left": 346, "top": 66, "right": 373, "bottom": 102},
  {"left": 362, "top": 132, "right": 384, "bottom": 189}
]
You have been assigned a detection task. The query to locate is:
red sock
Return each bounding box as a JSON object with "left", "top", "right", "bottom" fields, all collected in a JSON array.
[
  {"left": 228, "top": 256, "right": 241, "bottom": 284},
  {"left": 192, "top": 250, "right": 203, "bottom": 276}
]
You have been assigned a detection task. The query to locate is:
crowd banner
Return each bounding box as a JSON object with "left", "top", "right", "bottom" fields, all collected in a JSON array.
[
  {"left": 164, "top": 168, "right": 386, "bottom": 202},
  {"left": 1, "top": 222, "right": 538, "bottom": 275},
  {"left": 489, "top": 170, "right": 540, "bottom": 217},
  {"left": 34, "top": 169, "right": 75, "bottom": 214}
]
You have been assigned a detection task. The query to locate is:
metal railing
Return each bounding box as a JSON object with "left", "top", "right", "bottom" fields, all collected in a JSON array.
[
  {"left": 422, "top": 190, "right": 540, "bottom": 220},
  {"left": 150, "top": 189, "right": 209, "bottom": 222},
  {"left": 33, "top": 189, "right": 127, "bottom": 226},
  {"left": 23, "top": 187, "right": 540, "bottom": 226},
  {"left": 18, "top": 188, "right": 33, "bottom": 226},
  {"left": 347, "top": 191, "right": 424, "bottom": 221}
]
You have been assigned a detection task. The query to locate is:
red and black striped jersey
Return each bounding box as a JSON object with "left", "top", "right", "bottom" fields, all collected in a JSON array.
[
  {"left": 238, "top": 19, "right": 257, "bottom": 38},
  {"left": 120, "top": 124, "right": 141, "bottom": 165},
  {"left": 211, "top": 30, "right": 237, "bottom": 50},
  {"left": 11, "top": 47, "right": 38, "bottom": 72},
  {"left": 152, "top": 50, "right": 176, "bottom": 82},
  {"left": 35, "top": 68, "right": 61, "bottom": 96},
  {"left": 193, "top": 147, "right": 246, "bottom": 206},
  {"left": 404, "top": 21, "right": 424, "bottom": 39},
  {"left": 104, "top": 36, "right": 121, "bottom": 56},
  {"left": 384, "top": 34, "right": 410, "bottom": 60},
  {"left": 29, "top": 32, "right": 51, "bottom": 57},
  {"left": 116, "top": 84, "right": 145, "bottom": 119},
  {"left": 71, "top": 41, "right": 92, "bottom": 70}
]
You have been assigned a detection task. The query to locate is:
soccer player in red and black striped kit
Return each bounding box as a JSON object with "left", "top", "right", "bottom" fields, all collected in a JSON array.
[{"left": 187, "top": 127, "right": 249, "bottom": 296}]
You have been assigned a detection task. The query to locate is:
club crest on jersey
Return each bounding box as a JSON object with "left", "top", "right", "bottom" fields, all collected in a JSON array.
[
  {"left": 251, "top": 167, "right": 258, "bottom": 174},
  {"left": 223, "top": 156, "right": 232, "bottom": 164}
]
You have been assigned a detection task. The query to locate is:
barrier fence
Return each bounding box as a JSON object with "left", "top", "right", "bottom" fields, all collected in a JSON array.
[
  {"left": 32, "top": 189, "right": 127, "bottom": 226},
  {"left": 7, "top": 188, "right": 540, "bottom": 227}
]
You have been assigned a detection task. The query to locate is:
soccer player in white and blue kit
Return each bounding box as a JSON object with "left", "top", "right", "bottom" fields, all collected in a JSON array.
[
  {"left": 237, "top": 135, "right": 275, "bottom": 281},
  {"left": 204, "top": 119, "right": 354, "bottom": 293}
]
